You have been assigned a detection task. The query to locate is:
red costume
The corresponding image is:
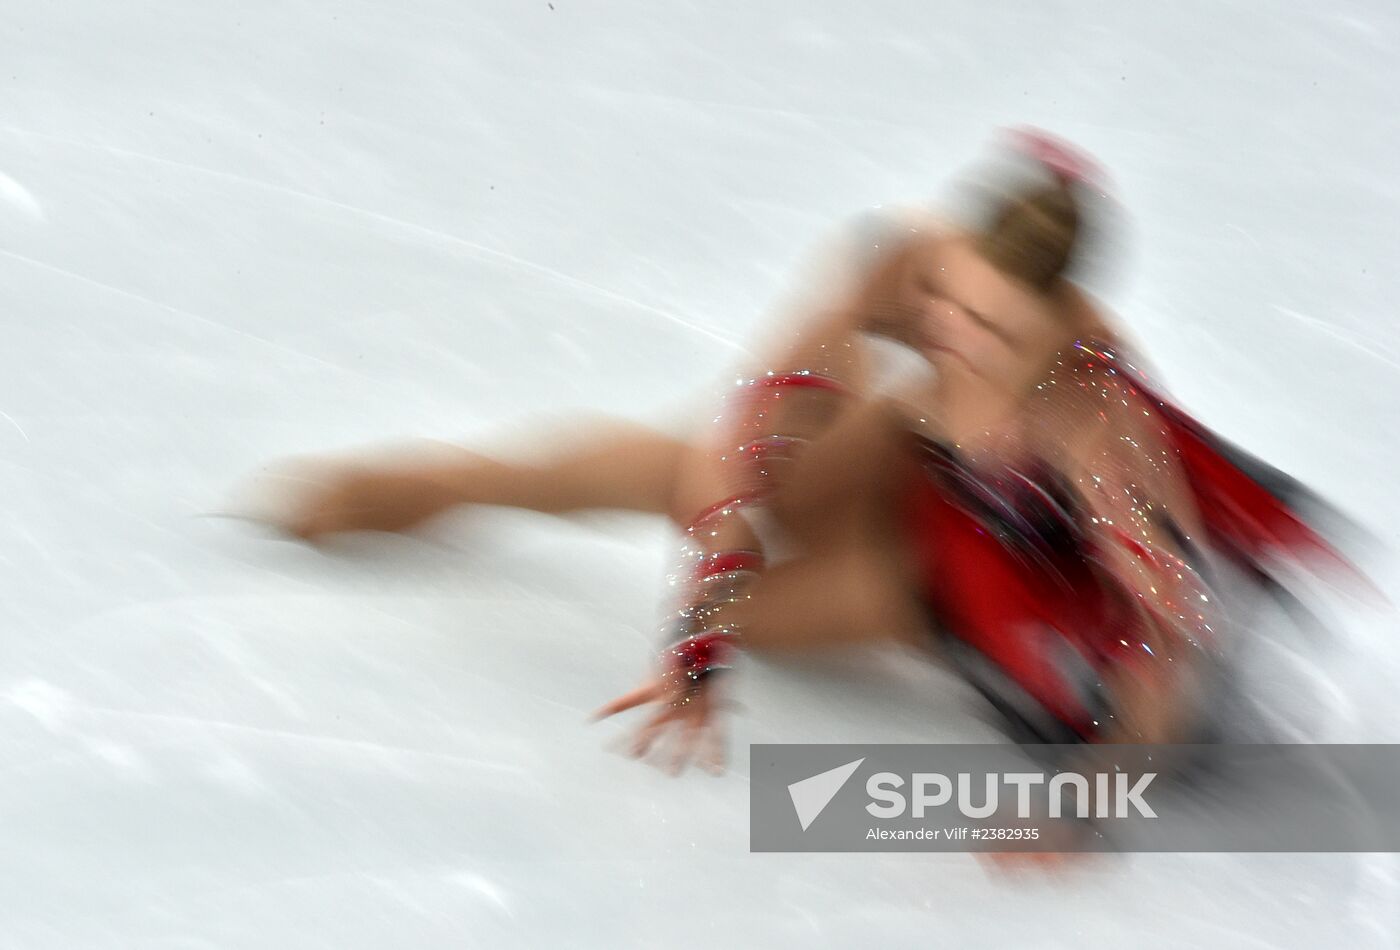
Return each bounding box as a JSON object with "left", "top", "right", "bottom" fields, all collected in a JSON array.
[{"left": 904, "top": 339, "right": 1360, "bottom": 742}]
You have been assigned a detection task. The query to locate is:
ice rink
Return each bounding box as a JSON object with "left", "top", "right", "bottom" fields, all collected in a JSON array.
[{"left": 4, "top": 1, "right": 1400, "bottom": 946}]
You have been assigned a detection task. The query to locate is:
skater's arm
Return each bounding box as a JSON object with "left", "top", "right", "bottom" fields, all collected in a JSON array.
[{"left": 747, "top": 223, "right": 944, "bottom": 381}]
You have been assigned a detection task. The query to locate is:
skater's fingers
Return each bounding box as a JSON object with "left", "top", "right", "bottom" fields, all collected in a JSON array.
[
  {"left": 629, "top": 705, "right": 680, "bottom": 759},
  {"left": 592, "top": 682, "right": 663, "bottom": 720},
  {"left": 667, "top": 709, "right": 707, "bottom": 776},
  {"left": 630, "top": 723, "right": 666, "bottom": 761},
  {"left": 700, "top": 718, "right": 727, "bottom": 777},
  {"left": 684, "top": 692, "right": 725, "bottom": 776},
  {"left": 701, "top": 740, "right": 725, "bottom": 775}
]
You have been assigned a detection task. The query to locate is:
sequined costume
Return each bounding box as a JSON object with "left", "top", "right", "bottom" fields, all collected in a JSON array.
[{"left": 905, "top": 338, "right": 1356, "bottom": 743}]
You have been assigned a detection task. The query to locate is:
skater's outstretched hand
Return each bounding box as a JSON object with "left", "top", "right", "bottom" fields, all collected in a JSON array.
[{"left": 593, "top": 672, "right": 728, "bottom": 776}]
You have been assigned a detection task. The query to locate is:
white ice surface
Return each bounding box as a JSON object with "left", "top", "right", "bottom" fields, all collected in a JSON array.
[{"left": 3, "top": 1, "right": 1400, "bottom": 947}]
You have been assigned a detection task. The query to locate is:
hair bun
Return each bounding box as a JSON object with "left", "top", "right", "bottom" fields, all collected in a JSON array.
[
  {"left": 972, "top": 129, "right": 1105, "bottom": 289},
  {"left": 975, "top": 181, "right": 1080, "bottom": 289}
]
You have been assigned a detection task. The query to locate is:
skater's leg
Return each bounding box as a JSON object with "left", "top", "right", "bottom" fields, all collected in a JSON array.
[
  {"left": 446, "top": 419, "right": 692, "bottom": 517},
  {"left": 275, "top": 418, "right": 694, "bottom": 539},
  {"left": 273, "top": 299, "right": 881, "bottom": 541}
]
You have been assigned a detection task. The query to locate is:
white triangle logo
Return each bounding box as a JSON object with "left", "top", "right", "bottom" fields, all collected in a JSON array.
[{"left": 787, "top": 758, "right": 865, "bottom": 831}]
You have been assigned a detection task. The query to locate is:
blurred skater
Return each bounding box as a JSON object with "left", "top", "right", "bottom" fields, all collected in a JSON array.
[{"left": 247, "top": 130, "right": 1362, "bottom": 775}]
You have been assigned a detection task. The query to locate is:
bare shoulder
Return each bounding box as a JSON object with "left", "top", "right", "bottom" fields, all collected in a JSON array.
[{"left": 1051, "top": 281, "right": 1114, "bottom": 339}]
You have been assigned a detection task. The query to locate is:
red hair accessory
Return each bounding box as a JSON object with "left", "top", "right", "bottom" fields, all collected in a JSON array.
[{"left": 1005, "top": 127, "right": 1103, "bottom": 187}]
